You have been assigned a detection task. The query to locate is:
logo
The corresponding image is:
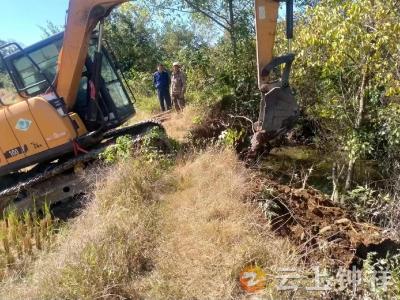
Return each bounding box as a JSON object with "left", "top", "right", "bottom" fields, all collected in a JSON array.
[
  {"left": 239, "top": 265, "right": 267, "bottom": 293},
  {"left": 15, "top": 119, "right": 32, "bottom": 132}
]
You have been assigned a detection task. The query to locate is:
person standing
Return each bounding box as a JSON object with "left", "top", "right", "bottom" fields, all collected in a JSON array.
[
  {"left": 170, "top": 62, "right": 186, "bottom": 112},
  {"left": 153, "top": 63, "right": 172, "bottom": 111}
]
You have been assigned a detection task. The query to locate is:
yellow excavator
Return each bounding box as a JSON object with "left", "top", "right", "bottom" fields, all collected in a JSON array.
[{"left": 0, "top": 0, "right": 298, "bottom": 211}]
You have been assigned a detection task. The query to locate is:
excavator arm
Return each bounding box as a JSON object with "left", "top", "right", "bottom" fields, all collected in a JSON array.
[
  {"left": 56, "top": 0, "right": 128, "bottom": 110},
  {"left": 251, "top": 0, "right": 299, "bottom": 154}
]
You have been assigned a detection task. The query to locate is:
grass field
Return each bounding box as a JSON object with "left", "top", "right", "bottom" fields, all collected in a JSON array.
[{"left": 0, "top": 146, "right": 299, "bottom": 299}]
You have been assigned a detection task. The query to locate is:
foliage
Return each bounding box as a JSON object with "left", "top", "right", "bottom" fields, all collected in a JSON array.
[
  {"left": 104, "top": 2, "right": 162, "bottom": 74},
  {"left": 141, "top": 127, "right": 180, "bottom": 168},
  {"left": 0, "top": 39, "right": 14, "bottom": 90},
  {"left": 99, "top": 128, "right": 179, "bottom": 168},
  {"left": 346, "top": 185, "right": 392, "bottom": 226},
  {"left": 0, "top": 73, "right": 13, "bottom": 90},
  {"left": 363, "top": 251, "right": 400, "bottom": 297},
  {"left": 99, "top": 135, "right": 134, "bottom": 164},
  {"left": 218, "top": 127, "right": 246, "bottom": 148},
  {"left": 144, "top": 0, "right": 254, "bottom": 52},
  {"left": 38, "top": 21, "right": 63, "bottom": 38},
  {"left": 134, "top": 94, "right": 161, "bottom": 114},
  {"left": 293, "top": 0, "right": 400, "bottom": 189}
]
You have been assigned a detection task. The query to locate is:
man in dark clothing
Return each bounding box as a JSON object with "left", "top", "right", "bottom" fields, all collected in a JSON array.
[{"left": 153, "top": 64, "right": 172, "bottom": 111}]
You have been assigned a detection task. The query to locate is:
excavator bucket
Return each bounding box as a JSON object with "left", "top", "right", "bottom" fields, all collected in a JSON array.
[
  {"left": 258, "top": 85, "right": 299, "bottom": 134},
  {"left": 249, "top": 86, "right": 298, "bottom": 156}
]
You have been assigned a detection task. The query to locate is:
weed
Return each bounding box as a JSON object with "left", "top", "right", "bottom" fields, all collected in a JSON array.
[
  {"left": 218, "top": 127, "right": 246, "bottom": 148},
  {"left": 346, "top": 185, "right": 393, "bottom": 226},
  {"left": 99, "top": 135, "right": 134, "bottom": 164},
  {"left": 0, "top": 149, "right": 300, "bottom": 299}
]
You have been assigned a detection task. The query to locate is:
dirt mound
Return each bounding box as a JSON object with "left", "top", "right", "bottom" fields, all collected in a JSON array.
[
  {"left": 260, "top": 180, "right": 400, "bottom": 269},
  {"left": 189, "top": 100, "right": 227, "bottom": 140}
]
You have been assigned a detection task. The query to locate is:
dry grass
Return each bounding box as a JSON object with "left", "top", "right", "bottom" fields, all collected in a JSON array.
[
  {"left": 162, "top": 106, "right": 199, "bottom": 141},
  {"left": 138, "top": 149, "right": 299, "bottom": 299},
  {"left": 131, "top": 95, "right": 162, "bottom": 122},
  {"left": 130, "top": 103, "right": 201, "bottom": 141},
  {"left": 0, "top": 159, "right": 164, "bottom": 299},
  {"left": 1, "top": 149, "right": 299, "bottom": 299},
  {"left": 0, "top": 206, "right": 55, "bottom": 282}
]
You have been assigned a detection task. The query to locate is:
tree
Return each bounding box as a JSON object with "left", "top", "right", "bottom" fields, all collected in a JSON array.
[
  {"left": 38, "top": 21, "right": 63, "bottom": 38},
  {"left": 104, "top": 3, "right": 161, "bottom": 74},
  {"left": 0, "top": 39, "right": 6, "bottom": 73},
  {"left": 0, "top": 39, "right": 14, "bottom": 89},
  {"left": 293, "top": 0, "right": 400, "bottom": 198},
  {"left": 143, "top": 0, "right": 254, "bottom": 55}
]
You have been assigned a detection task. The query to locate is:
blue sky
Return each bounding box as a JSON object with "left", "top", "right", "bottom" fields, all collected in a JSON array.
[
  {"left": 0, "top": 0, "right": 69, "bottom": 46},
  {"left": 0, "top": 1, "right": 290, "bottom": 46}
]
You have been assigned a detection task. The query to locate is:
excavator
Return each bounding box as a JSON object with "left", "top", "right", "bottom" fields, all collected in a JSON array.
[{"left": 0, "top": 0, "right": 298, "bottom": 211}]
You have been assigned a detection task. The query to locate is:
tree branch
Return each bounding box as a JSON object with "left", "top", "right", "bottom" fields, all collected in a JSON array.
[{"left": 183, "top": 0, "right": 231, "bottom": 32}]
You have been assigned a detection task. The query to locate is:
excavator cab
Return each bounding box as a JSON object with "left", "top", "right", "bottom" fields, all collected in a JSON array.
[{"left": 0, "top": 32, "right": 135, "bottom": 131}]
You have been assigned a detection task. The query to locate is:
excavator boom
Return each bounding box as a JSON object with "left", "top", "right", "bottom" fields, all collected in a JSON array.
[{"left": 255, "top": 0, "right": 280, "bottom": 89}]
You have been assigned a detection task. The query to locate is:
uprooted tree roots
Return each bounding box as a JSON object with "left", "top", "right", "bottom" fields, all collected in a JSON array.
[{"left": 257, "top": 179, "right": 400, "bottom": 269}]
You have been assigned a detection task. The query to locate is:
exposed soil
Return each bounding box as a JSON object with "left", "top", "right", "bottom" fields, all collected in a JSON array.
[{"left": 258, "top": 179, "right": 400, "bottom": 269}]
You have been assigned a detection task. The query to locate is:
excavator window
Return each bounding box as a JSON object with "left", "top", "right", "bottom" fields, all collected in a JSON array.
[
  {"left": 100, "top": 53, "right": 131, "bottom": 117},
  {"left": 12, "top": 40, "right": 62, "bottom": 96}
]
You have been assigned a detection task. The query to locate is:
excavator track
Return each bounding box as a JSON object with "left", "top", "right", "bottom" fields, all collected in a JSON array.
[{"left": 0, "top": 120, "right": 164, "bottom": 212}]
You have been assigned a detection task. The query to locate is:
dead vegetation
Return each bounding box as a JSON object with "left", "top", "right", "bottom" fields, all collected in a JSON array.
[
  {"left": 0, "top": 206, "right": 55, "bottom": 281},
  {"left": 0, "top": 159, "right": 162, "bottom": 299},
  {"left": 0, "top": 149, "right": 300, "bottom": 299},
  {"left": 161, "top": 106, "right": 200, "bottom": 142},
  {"left": 138, "top": 149, "right": 298, "bottom": 299},
  {"left": 258, "top": 180, "right": 400, "bottom": 269}
]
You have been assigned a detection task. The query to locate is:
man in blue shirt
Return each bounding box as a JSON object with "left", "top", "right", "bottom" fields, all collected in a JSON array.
[{"left": 153, "top": 63, "right": 172, "bottom": 111}]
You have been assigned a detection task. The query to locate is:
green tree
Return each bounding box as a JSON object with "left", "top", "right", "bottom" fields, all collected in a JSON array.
[
  {"left": 293, "top": 0, "right": 400, "bottom": 197},
  {"left": 144, "top": 0, "right": 254, "bottom": 55},
  {"left": 104, "top": 2, "right": 161, "bottom": 74},
  {"left": 38, "top": 21, "right": 63, "bottom": 38}
]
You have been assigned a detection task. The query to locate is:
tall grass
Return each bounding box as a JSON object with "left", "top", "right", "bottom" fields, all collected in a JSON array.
[
  {"left": 0, "top": 204, "right": 54, "bottom": 282},
  {"left": 132, "top": 94, "right": 162, "bottom": 122},
  {"left": 0, "top": 158, "right": 164, "bottom": 299},
  {"left": 1, "top": 149, "right": 299, "bottom": 299},
  {"left": 139, "top": 149, "right": 299, "bottom": 299}
]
